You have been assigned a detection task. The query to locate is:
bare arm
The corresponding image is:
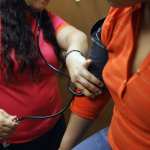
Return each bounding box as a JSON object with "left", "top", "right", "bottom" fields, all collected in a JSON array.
[
  {"left": 59, "top": 113, "right": 92, "bottom": 150},
  {"left": 59, "top": 91, "right": 110, "bottom": 150},
  {"left": 56, "top": 25, "right": 101, "bottom": 96},
  {"left": 56, "top": 25, "right": 88, "bottom": 55}
]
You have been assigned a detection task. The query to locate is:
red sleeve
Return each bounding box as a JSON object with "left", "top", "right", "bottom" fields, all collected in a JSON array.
[
  {"left": 71, "top": 93, "right": 110, "bottom": 120},
  {"left": 0, "top": 18, "right": 2, "bottom": 51},
  {"left": 48, "top": 12, "right": 69, "bottom": 33}
]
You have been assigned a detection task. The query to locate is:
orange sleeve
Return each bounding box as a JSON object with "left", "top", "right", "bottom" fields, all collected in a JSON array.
[{"left": 71, "top": 93, "right": 110, "bottom": 120}]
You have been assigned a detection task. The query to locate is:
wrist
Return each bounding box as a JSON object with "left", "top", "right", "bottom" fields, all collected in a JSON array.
[
  {"left": 65, "top": 50, "right": 85, "bottom": 66},
  {"left": 59, "top": 138, "right": 75, "bottom": 150},
  {"left": 65, "top": 50, "right": 83, "bottom": 60}
]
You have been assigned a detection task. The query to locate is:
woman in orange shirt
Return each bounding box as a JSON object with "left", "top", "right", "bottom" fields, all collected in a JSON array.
[{"left": 59, "top": 0, "right": 150, "bottom": 150}]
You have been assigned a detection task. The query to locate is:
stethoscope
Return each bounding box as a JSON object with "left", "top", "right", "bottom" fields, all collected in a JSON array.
[{"left": 16, "top": 12, "right": 83, "bottom": 122}]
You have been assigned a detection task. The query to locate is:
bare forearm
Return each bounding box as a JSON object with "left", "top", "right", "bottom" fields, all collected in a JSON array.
[
  {"left": 57, "top": 26, "right": 88, "bottom": 56},
  {"left": 66, "top": 31, "right": 88, "bottom": 56},
  {"left": 59, "top": 113, "right": 93, "bottom": 150}
]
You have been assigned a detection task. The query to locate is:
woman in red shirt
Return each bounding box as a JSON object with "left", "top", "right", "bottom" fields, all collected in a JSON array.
[
  {"left": 59, "top": 0, "right": 150, "bottom": 150},
  {"left": 0, "top": 0, "right": 100, "bottom": 149}
]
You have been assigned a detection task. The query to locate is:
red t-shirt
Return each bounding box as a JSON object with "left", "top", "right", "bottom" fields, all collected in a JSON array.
[{"left": 0, "top": 12, "right": 68, "bottom": 143}]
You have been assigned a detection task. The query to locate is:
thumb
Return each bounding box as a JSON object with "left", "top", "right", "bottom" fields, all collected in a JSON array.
[{"left": 83, "top": 59, "right": 92, "bottom": 68}]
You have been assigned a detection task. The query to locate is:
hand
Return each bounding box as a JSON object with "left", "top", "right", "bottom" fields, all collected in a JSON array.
[
  {"left": 66, "top": 51, "right": 102, "bottom": 97},
  {"left": 0, "top": 109, "right": 18, "bottom": 140}
]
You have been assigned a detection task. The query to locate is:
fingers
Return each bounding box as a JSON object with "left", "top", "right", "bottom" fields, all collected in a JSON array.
[
  {"left": 82, "top": 69, "right": 102, "bottom": 84},
  {"left": 0, "top": 109, "right": 18, "bottom": 126},
  {"left": 83, "top": 59, "right": 103, "bottom": 85},
  {"left": 66, "top": 55, "right": 104, "bottom": 97},
  {"left": 73, "top": 71, "right": 104, "bottom": 97},
  {"left": 83, "top": 59, "right": 92, "bottom": 68},
  {"left": 0, "top": 125, "right": 13, "bottom": 135},
  {"left": 0, "top": 109, "right": 19, "bottom": 139},
  {"left": 0, "top": 121, "right": 17, "bottom": 140},
  {"left": 77, "top": 75, "right": 101, "bottom": 92},
  {"left": 75, "top": 82, "right": 93, "bottom": 97},
  {"left": 75, "top": 82, "right": 102, "bottom": 99},
  {"left": 71, "top": 69, "right": 103, "bottom": 97}
]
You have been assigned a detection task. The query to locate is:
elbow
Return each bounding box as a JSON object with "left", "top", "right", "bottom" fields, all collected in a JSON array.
[
  {"left": 79, "top": 31, "right": 88, "bottom": 48},
  {"left": 79, "top": 31, "right": 88, "bottom": 42},
  {"left": 71, "top": 30, "right": 88, "bottom": 42},
  {"left": 71, "top": 31, "right": 88, "bottom": 50}
]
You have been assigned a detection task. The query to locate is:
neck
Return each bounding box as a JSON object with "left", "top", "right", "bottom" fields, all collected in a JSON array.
[
  {"left": 24, "top": 0, "right": 31, "bottom": 7},
  {"left": 141, "top": 3, "right": 150, "bottom": 29}
]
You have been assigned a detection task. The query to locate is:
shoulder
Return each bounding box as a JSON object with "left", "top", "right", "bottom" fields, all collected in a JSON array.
[
  {"left": 103, "top": 3, "right": 141, "bottom": 27},
  {"left": 101, "top": 3, "right": 141, "bottom": 47},
  {"left": 47, "top": 12, "right": 69, "bottom": 32}
]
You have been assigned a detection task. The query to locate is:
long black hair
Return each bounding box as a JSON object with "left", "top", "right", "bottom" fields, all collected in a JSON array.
[{"left": 0, "top": 0, "right": 61, "bottom": 80}]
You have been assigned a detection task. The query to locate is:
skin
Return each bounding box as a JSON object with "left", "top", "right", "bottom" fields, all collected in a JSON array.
[
  {"left": 0, "top": 110, "right": 18, "bottom": 140},
  {"left": 132, "top": 4, "right": 150, "bottom": 73}
]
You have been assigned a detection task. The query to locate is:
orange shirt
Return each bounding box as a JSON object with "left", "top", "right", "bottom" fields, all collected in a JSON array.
[{"left": 71, "top": 3, "right": 150, "bottom": 150}]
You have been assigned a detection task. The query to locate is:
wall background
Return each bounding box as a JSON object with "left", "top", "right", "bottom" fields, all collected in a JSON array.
[
  {"left": 48, "top": 0, "right": 109, "bottom": 40},
  {"left": 48, "top": 0, "right": 113, "bottom": 138}
]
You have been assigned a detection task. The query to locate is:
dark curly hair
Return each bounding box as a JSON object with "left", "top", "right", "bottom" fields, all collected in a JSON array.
[{"left": 0, "top": 0, "right": 62, "bottom": 81}]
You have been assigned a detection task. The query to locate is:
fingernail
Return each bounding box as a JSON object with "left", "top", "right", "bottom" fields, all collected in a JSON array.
[
  {"left": 12, "top": 122, "right": 19, "bottom": 126},
  {"left": 11, "top": 117, "right": 17, "bottom": 122},
  {"left": 91, "top": 95, "right": 96, "bottom": 99},
  {"left": 99, "top": 82, "right": 104, "bottom": 88},
  {"left": 98, "top": 90, "right": 102, "bottom": 94},
  {"left": 95, "top": 90, "right": 102, "bottom": 95}
]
